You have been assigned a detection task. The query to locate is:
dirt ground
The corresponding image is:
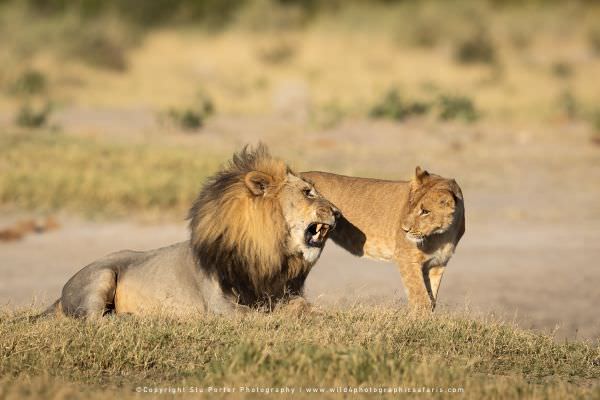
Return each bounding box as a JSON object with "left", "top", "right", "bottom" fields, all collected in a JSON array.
[{"left": 2, "top": 117, "right": 600, "bottom": 340}]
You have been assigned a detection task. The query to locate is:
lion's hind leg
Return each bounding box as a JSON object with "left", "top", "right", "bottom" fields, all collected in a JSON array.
[{"left": 60, "top": 262, "right": 119, "bottom": 319}]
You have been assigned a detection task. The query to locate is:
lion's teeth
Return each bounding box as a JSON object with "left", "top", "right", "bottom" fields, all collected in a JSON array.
[{"left": 316, "top": 223, "right": 322, "bottom": 232}]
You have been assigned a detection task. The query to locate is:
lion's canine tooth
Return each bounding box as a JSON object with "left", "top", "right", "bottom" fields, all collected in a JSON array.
[{"left": 316, "top": 223, "right": 322, "bottom": 232}]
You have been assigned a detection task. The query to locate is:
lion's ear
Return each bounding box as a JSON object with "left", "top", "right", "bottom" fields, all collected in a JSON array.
[
  {"left": 414, "top": 166, "right": 430, "bottom": 184},
  {"left": 244, "top": 171, "right": 273, "bottom": 196}
]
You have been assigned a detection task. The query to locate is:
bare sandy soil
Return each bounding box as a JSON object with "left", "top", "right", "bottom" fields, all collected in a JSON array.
[{"left": 1, "top": 215, "right": 599, "bottom": 340}]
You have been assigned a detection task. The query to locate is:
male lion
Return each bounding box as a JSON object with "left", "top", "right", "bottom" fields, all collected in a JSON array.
[
  {"left": 301, "top": 167, "right": 464, "bottom": 311},
  {"left": 44, "top": 145, "right": 339, "bottom": 318}
]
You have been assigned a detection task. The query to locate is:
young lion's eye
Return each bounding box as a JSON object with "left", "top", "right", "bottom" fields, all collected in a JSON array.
[{"left": 420, "top": 209, "right": 430, "bottom": 216}]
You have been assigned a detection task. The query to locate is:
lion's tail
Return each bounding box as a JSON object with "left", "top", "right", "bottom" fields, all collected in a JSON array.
[{"left": 25, "top": 299, "right": 62, "bottom": 322}]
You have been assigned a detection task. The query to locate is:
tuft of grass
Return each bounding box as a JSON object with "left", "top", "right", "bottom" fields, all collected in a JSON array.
[
  {"left": 369, "top": 89, "right": 430, "bottom": 121},
  {"left": 165, "top": 109, "right": 204, "bottom": 130},
  {"left": 454, "top": 28, "right": 497, "bottom": 65},
  {"left": 0, "top": 132, "right": 223, "bottom": 217},
  {"left": 163, "top": 96, "right": 215, "bottom": 132},
  {"left": 0, "top": 307, "right": 598, "bottom": 399},
  {"left": 14, "top": 103, "right": 51, "bottom": 128},
  {"left": 438, "top": 95, "right": 479, "bottom": 122}
]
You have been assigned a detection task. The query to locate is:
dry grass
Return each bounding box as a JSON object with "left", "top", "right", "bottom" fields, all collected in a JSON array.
[
  {"left": 0, "top": 307, "right": 598, "bottom": 399},
  {"left": 0, "top": 132, "right": 224, "bottom": 218}
]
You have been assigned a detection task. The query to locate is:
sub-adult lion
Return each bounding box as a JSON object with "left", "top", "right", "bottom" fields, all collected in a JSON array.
[
  {"left": 44, "top": 145, "right": 339, "bottom": 318},
  {"left": 301, "top": 167, "right": 464, "bottom": 311}
]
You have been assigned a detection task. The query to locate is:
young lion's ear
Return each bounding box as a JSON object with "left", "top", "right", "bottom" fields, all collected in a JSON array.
[
  {"left": 244, "top": 171, "right": 273, "bottom": 196},
  {"left": 449, "top": 179, "right": 463, "bottom": 201},
  {"left": 414, "top": 166, "right": 430, "bottom": 184}
]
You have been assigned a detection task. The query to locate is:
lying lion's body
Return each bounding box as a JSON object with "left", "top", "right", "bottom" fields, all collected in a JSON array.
[
  {"left": 301, "top": 169, "right": 464, "bottom": 310},
  {"left": 56, "top": 242, "right": 233, "bottom": 317},
  {"left": 47, "top": 146, "right": 338, "bottom": 318}
]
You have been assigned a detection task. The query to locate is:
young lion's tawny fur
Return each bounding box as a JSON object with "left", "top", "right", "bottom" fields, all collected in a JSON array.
[{"left": 301, "top": 168, "right": 464, "bottom": 311}]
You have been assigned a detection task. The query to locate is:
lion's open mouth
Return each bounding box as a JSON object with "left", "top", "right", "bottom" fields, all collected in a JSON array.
[{"left": 305, "top": 223, "right": 332, "bottom": 248}]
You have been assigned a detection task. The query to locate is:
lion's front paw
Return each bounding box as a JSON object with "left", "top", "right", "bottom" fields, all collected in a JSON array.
[{"left": 277, "top": 296, "right": 322, "bottom": 316}]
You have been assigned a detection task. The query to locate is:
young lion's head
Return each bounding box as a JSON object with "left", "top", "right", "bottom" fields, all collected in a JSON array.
[
  {"left": 188, "top": 144, "right": 339, "bottom": 306},
  {"left": 402, "top": 167, "right": 465, "bottom": 246}
]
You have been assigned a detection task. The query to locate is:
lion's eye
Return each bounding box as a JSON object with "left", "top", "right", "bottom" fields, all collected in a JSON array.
[
  {"left": 303, "top": 188, "right": 316, "bottom": 198},
  {"left": 420, "top": 209, "right": 430, "bottom": 216}
]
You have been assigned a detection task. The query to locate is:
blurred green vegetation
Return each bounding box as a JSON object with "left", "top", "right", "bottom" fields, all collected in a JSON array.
[
  {"left": 1, "top": 0, "right": 598, "bottom": 124},
  {"left": 369, "top": 89, "right": 430, "bottom": 121},
  {"left": 15, "top": 0, "right": 246, "bottom": 29},
  {"left": 369, "top": 89, "right": 479, "bottom": 123},
  {"left": 9, "top": 70, "right": 46, "bottom": 96},
  {"left": 14, "top": 103, "right": 51, "bottom": 128},
  {"left": 4, "top": 0, "right": 597, "bottom": 30}
]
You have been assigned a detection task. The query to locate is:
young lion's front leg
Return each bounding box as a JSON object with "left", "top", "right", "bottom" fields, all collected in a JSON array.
[
  {"left": 396, "top": 260, "right": 434, "bottom": 311},
  {"left": 424, "top": 265, "right": 446, "bottom": 309}
]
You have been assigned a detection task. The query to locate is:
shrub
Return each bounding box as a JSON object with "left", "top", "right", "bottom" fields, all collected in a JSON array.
[
  {"left": 454, "top": 29, "right": 496, "bottom": 64},
  {"left": 15, "top": 103, "right": 51, "bottom": 128},
  {"left": 167, "top": 109, "right": 203, "bottom": 130},
  {"left": 369, "top": 89, "right": 430, "bottom": 121},
  {"left": 164, "top": 96, "right": 215, "bottom": 132},
  {"left": 438, "top": 95, "right": 479, "bottom": 122}
]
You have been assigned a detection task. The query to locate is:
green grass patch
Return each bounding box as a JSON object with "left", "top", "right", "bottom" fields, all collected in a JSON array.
[
  {"left": 1, "top": 307, "right": 599, "bottom": 399},
  {"left": 0, "top": 132, "right": 224, "bottom": 217}
]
